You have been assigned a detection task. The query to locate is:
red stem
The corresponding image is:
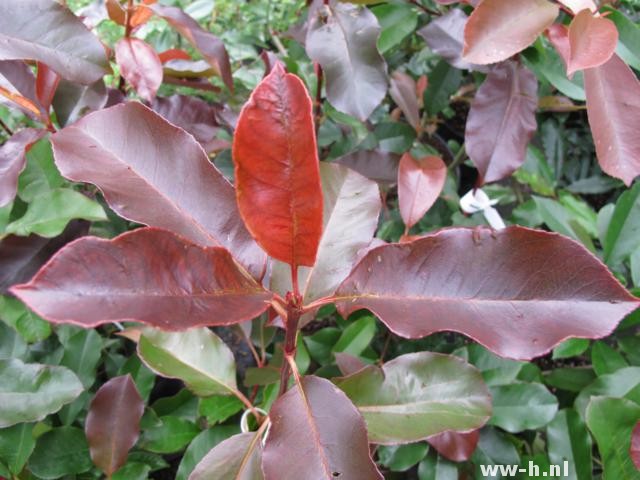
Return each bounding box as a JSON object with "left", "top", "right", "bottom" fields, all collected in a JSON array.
[{"left": 277, "top": 299, "right": 302, "bottom": 397}]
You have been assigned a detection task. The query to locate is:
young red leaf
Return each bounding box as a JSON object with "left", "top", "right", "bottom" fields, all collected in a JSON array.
[
  {"left": 149, "top": 4, "right": 232, "bottom": 91},
  {"left": 233, "top": 64, "right": 323, "bottom": 269},
  {"left": 631, "top": 421, "right": 640, "bottom": 470},
  {"left": 50, "top": 102, "right": 266, "bottom": 279},
  {"left": 190, "top": 432, "right": 264, "bottom": 480},
  {"left": 427, "top": 430, "right": 480, "bottom": 462},
  {"left": 85, "top": 375, "right": 144, "bottom": 477},
  {"left": 398, "top": 154, "right": 447, "bottom": 230},
  {"left": 466, "top": 61, "right": 538, "bottom": 184},
  {"left": 115, "top": 38, "right": 162, "bottom": 102},
  {"left": 0, "top": 0, "right": 110, "bottom": 84},
  {"left": 463, "top": 0, "right": 559, "bottom": 65},
  {"left": 585, "top": 54, "right": 640, "bottom": 186},
  {"left": 546, "top": 24, "right": 571, "bottom": 67},
  {"left": 336, "top": 226, "right": 640, "bottom": 360},
  {"left": 262, "top": 375, "right": 382, "bottom": 480},
  {"left": 105, "top": 0, "right": 126, "bottom": 26},
  {"left": 567, "top": 10, "right": 618, "bottom": 76},
  {"left": 35, "top": 62, "right": 60, "bottom": 113},
  {"left": 0, "top": 128, "right": 47, "bottom": 207},
  {"left": 389, "top": 72, "right": 420, "bottom": 132},
  {"left": 10, "top": 228, "right": 272, "bottom": 330}
]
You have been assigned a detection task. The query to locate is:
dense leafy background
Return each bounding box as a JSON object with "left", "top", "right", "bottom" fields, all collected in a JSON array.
[{"left": 1, "top": 0, "right": 639, "bottom": 478}]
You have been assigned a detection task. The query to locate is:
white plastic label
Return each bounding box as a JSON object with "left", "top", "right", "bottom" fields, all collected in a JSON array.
[{"left": 460, "top": 188, "right": 506, "bottom": 230}]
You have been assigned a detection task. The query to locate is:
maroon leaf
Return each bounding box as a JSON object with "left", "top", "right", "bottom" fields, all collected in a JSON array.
[
  {"left": 418, "top": 9, "right": 487, "bottom": 72},
  {"left": 149, "top": 4, "right": 232, "bottom": 91},
  {"left": 335, "top": 149, "right": 401, "bottom": 184},
  {"left": 631, "top": 421, "right": 640, "bottom": 470},
  {"left": 0, "top": 128, "right": 47, "bottom": 207},
  {"left": 0, "top": 0, "right": 110, "bottom": 84},
  {"left": 389, "top": 72, "right": 420, "bottom": 132},
  {"left": 427, "top": 430, "right": 479, "bottom": 462},
  {"left": 51, "top": 79, "right": 108, "bottom": 127},
  {"left": 465, "top": 61, "right": 538, "bottom": 185},
  {"left": 336, "top": 226, "right": 640, "bottom": 360},
  {"left": 50, "top": 102, "right": 266, "bottom": 279},
  {"left": 190, "top": 432, "right": 264, "bottom": 480},
  {"left": 233, "top": 64, "right": 323, "bottom": 269},
  {"left": 584, "top": 54, "right": 640, "bottom": 186},
  {"left": 85, "top": 375, "right": 144, "bottom": 477},
  {"left": 35, "top": 62, "right": 60, "bottom": 113},
  {"left": 115, "top": 38, "right": 162, "bottom": 102},
  {"left": 335, "top": 352, "right": 367, "bottom": 377},
  {"left": 262, "top": 375, "right": 382, "bottom": 480},
  {"left": 567, "top": 10, "right": 618, "bottom": 76},
  {"left": 398, "top": 154, "right": 447, "bottom": 230},
  {"left": 10, "top": 228, "right": 272, "bottom": 329},
  {"left": 0, "top": 220, "right": 88, "bottom": 294}
]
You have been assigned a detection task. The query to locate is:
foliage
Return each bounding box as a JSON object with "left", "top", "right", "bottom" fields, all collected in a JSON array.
[{"left": 0, "top": 0, "right": 639, "bottom": 478}]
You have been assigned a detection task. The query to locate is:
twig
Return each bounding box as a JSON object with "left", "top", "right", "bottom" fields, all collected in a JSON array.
[
  {"left": 0, "top": 118, "right": 13, "bottom": 136},
  {"left": 314, "top": 63, "right": 323, "bottom": 134}
]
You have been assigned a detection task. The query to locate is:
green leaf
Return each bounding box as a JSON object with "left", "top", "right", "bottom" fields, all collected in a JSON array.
[
  {"left": 544, "top": 368, "right": 596, "bottom": 393},
  {"left": 28, "top": 426, "right": 92, "bottom": 479},
  {"left": 332, "top": 315, "right": 376, "bottom": 357},
  {"left": 471, "top": 427, "right": 520, "bottom": 480},
  {"left": 631, "top": 247, "right": 640, "bottom": 287},
  {"left": 454, "top": 344, "right": 524, "bottom": 386},
  {"left": 198, "top": 396, "right": 244, "bottom": 425},
  {"left": 603, "top": 182, "right": 640, "bottom": 267},
  {"left": 423, "top": 59, "right": 462, "bottom": 117},
  {"left": 547, "top": 409, "right": 592, "bottom": 480},
  {"left": 141, "top": 416, "right": 200, "bottom": 454},
  {"left": 60, "top": 328, "right": 103, "bottom": 388},
  {"left": 592, "top": 341, "right": 628, "bottom": 376},
  {"left": 304, "top": 327, "right": 341, "bottom": 366},
  {"left": 533, "top": 196, "right": 595, "bottom": 250},
  {"left": 489, "top": 383, "right": 558, "bottom": 432},
  {"left": 17, "top": 139, "right": 64, "bottom": 202},
  {"left": 6, "top": 188, "right": 106, "bottom": 237},
  {"left": 138, "top": 327, "right": 238, "bottom": 397},
  {"left": 378, "top": 443, "right": 429, "bottom": 472},
  {"left": 112, "top": 462, "right": 152, "bottom": 480},
  {"left": 0, "top": 423, "right": 35, "bottom": 474},
  {"left": 553, "top": 338, "right": 590, "bottom": 360},
  {"left": 372, "top": 3, "right": 418, "bottom": 53},
  {"left": 0, "top": 322, "right": 28, "bottom": 361},
  {"left": 118, "top": 355, "right": 156, "bottom": 403},
  {"left": 418, "top": 452, "right": 458, "bottom": 480},
  {"left": 0, "top": 359, "right": 83, "bottom": 427},
  {"left": 175, "top": 425, "right": 239, "bottom": 480},
  {"left": 575, "top": 367, "right": 640, "bottom": 418},
  {"left": 603, "top": 6, "right": 640, "bottom": 71},
  {"left": 335, "top": 352, "right": 492, "bottom": 444},
  {"left": 0, "top": 295, "right": 51, "bottom": 343},
  {"left": 586, "top": 397, "right": 640, "bottom": 480}
]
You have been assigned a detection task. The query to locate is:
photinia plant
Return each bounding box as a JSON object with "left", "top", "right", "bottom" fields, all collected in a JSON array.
[{"left": 1, "top": 0, "right": 640, "bottom": 478}]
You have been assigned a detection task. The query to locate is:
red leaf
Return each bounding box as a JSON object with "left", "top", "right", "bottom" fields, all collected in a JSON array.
[
  {"left": 389, "top": 72, "right": 420, "bottom": 132},
  {"left": 115, "top": 38, "right": 162, "bottom": 102},
  {"left": 262, "top": 375, "right": 382, "bottom": 480},
  {"left": 631, "top": 421, "right": 640, "bottom": 470},
  {"left": 466, "top": 61, "right": 538, "bottom": 184},
  {"left": 336, "top": 149, "right": 400, "bottom": 184},
  {"left": 85, "top": 375, "right": 144, "bottom": 477},
  {"left": 233, "top": 64, "right": 323, "bottom": 268},
  {"left": 463, "top": 0, "right": 559, "bottom": 65},
  {"left": 157, "top": 48, "right": 191, "bottom": 63},
  {"left": 546, "top": 24, "right": 571, "bottom": 68},
  {"left": 35, "top": 62, "right": 60, "bottom": 113},
  {"left": 567, "top": 10, "right": 618, "bottom": 76},
  {"left": 398, "top": 154, "right": 446, "bottom": 229},
  {"left": 0, "top": 128, "right": 47, "bottom": 207},
  {"left": 585, "top": 54, "right": 640, "bottom": 186},
  {"left": 336, "top": 226, "right": 640, "bottom": 360},
  {"left": 150, "top": 4, "right": 232, "bottom": 91},
  {"left": 50, "top": 102, "right": 266, "bottom": 279},
  {"left": 10, "top": 228, "right": 272, "bottom": 329},
  {"left": 427, "top": 430, "right": 479, "bottom": 462},
  {"left": 105, "top": 0, "right": 126, "bottom": 26}
]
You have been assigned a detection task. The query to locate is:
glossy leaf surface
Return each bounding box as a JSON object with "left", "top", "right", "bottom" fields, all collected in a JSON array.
[
  {"left": 389, "top": 72, "right": 420, "bottom": 132},
  {"left": 0, "top": 359, "right": 83, "bottom": 427},
  {"left": 50, "top": 102, "right": 265, "bottom": 278},
  {"left": 427, "top": 431, "right": 479, "bottom": 462},
  {"left": 463, "top": 0, "right": 559, "bottom": 65},
  {"left": 335, "top": 352, "right": 491, "bottom": 444},
  {"left": 233, "top": 64, "right": 323, "bottom": 268},
  {"left": 137, "top": 327, "right": 238, "bottom": 397},
  {"left": 115, "top": 38, "right": 162, "bottom": 102},
  {"left": 398, "top": 154, "right": 446, "bottom": 229},
  {"left": 85, "top": 375, "right": 144, "bottom": 477},
  {"left": 336, "top": 226, "right": 640, "bottom": 360},
  {"left": 547, "top": 409, "right": 592, "bottom": 480},
  {"left": 0, "top": 0, "right": 109, "bottom": 84},
  {"left": 11, "top": 228, "right": 272, "bottom": 329},
  {"left": 489, "top": 383, "right": 558, "bottom": 432},
  {"left": 306, "top": 2, "right": 387, "bottom": 121},
  {"left": 584, "top": 54, "right": 640, "bottom": 186},
  {"left": 0, "top": 128, "right": 46, "bottom": 207},
  {"left": 263, "top": 375, "right": 382, "bottom": 480},
  {"left": 150, "top": 4, "right": 232, "bottom": 90},
  {"left": 465, "top": 61, "right": 538, "bottom": 184},
  {"left": 567, "top": 10, "right": 618, "bottom": 76},
  {"left": 189, "top": 432, "right": 263, "bottom": 480}
]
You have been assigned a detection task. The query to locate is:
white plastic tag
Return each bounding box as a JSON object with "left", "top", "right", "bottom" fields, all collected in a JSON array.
[{"left": 459, "top": 188, "right": 506, "bottom": 230}]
